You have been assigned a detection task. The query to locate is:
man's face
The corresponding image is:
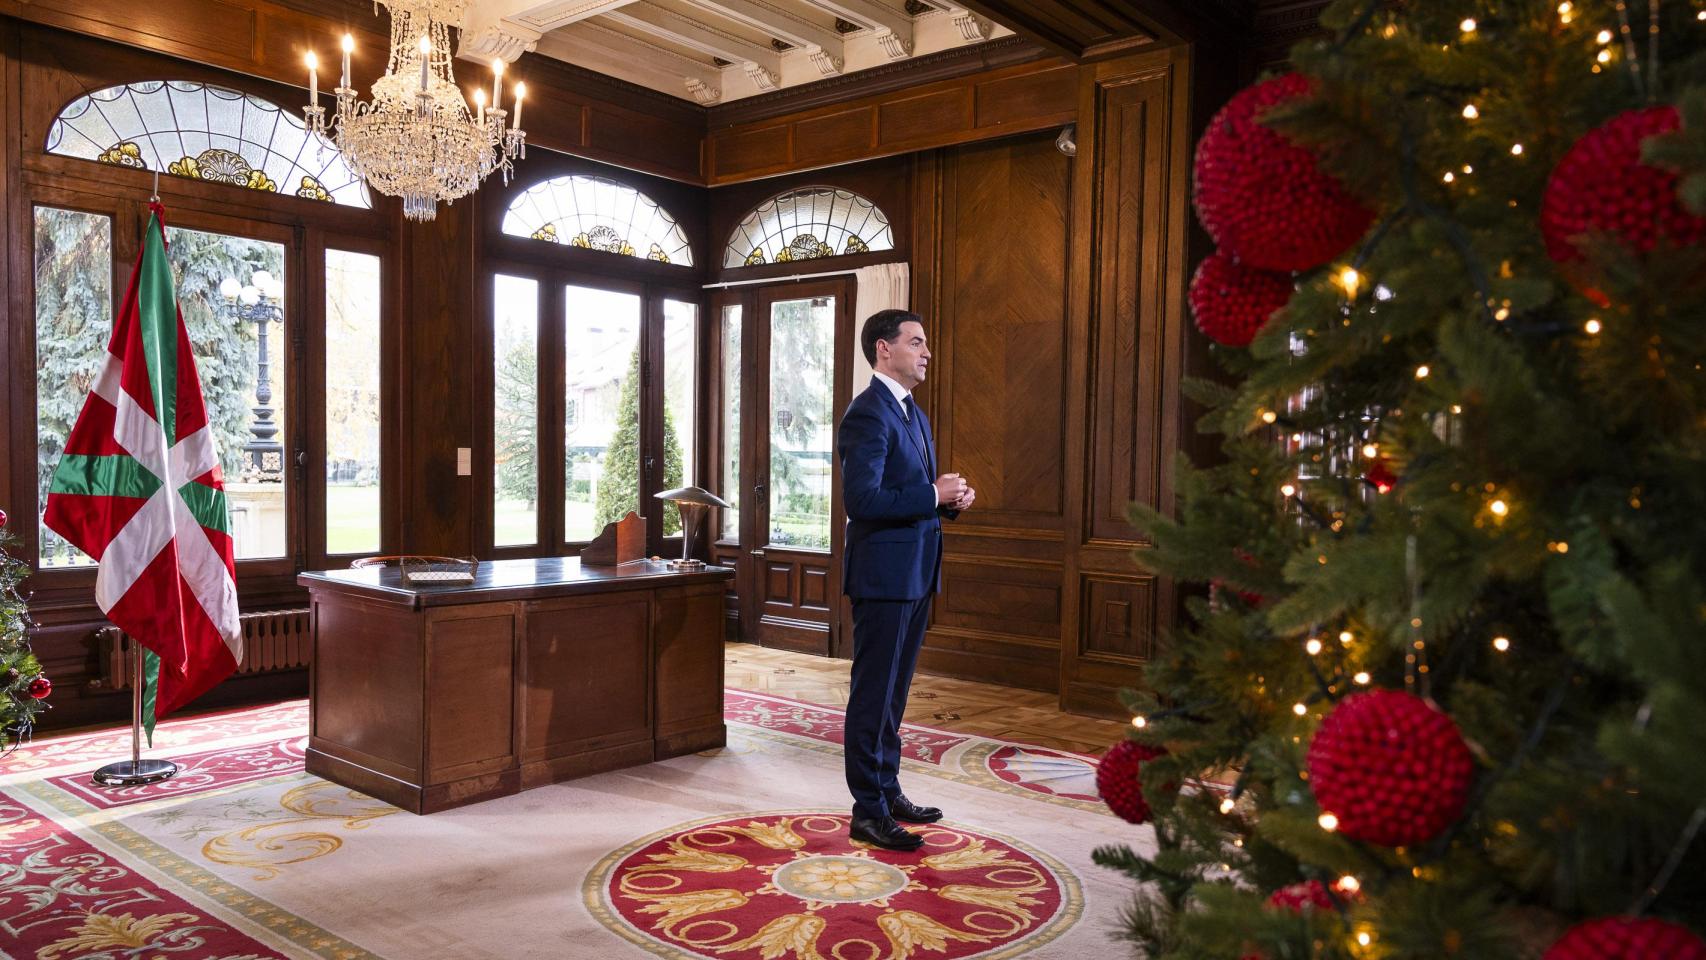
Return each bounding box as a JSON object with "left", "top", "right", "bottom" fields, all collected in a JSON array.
[{"left": 878, "top": 321, "right": 930, "bottom": 389}]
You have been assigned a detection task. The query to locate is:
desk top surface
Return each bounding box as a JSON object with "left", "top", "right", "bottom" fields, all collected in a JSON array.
[{"left": 298, "top": 556, "right": 733, "bottom": 608}]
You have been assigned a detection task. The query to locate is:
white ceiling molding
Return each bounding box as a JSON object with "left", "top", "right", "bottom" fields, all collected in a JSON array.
[
  {"left": 487, "top": 0, "right": 1009, "bottom": 104},
  {"left": 944, "top": 5, "right": 993, "bottom": 41},
  {"left": 461, "top": 0, "right": 638, "bottom": 61},
  {"left": 802, "top": 0, "right": 913, "bottom": 59},
  {"left": 679, "top": 0, "right": 847, "bottom": 75},
  {"left": 534, "top": 21, "right": 725, "bottom": 102},
  {"left": 603, "top": 4, "right": 783, "bottom": 88}
]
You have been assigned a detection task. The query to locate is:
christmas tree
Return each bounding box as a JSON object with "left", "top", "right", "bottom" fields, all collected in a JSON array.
[
  {"left": 0, "top": 509, "right": 51, "bottom": 751},
  {"left": 1095, "top": 2, "right": 1706, "bottom": 957}
]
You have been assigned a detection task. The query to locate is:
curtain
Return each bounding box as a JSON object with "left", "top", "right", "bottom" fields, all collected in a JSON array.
[{"left": 850, "top": 262, "right": 910, "bottom": 406}]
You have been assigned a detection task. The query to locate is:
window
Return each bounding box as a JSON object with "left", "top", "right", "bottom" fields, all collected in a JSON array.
[
  {"left": 165, "top": 226, "right": 288, "bottom": 560},
  {"left": 768, "top": 297, "right": 834, "bottom": 549},
  {"left": 567, "top": 285, "right": 642, "bottom": 543},
  {"left": 720, "top": 304, "right": 742, "bottom": 540},
  {"left": 34, "top": 207, "right": 112, "bottom": 568},
  {"left": 325, "top": 250, "right": 382, "bottom": 555},
  {"left": 725, "top": 187, "right": 893, "bottom": 268},
  {"left": 46, "top": 81, "right": 369, "bottom": 208},
  {"left": 493, "top": 275, "right": 540, "bottom": 548},
  {"left": 662, "top": 300, "right": 697, "bottom": 537},
  {"left": 503, "top": 175, "right": 693, "bottom": 266}
]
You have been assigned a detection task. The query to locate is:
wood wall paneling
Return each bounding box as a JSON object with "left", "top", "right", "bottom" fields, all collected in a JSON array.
[
  {"left": 426, "top": 612, "right": 517, "bottom": 781},
  {"left": 707, "top": 59, "right": 1076, "bottom": 185},
  {"left": 915, "top": 129, "right": 1072, "bottom": 694},
  {"left": 1059, "top": 47, "right": 1194, "bottom": 718},
  {"left": 402, "top": 200, "right": 476, "bottom": 556}
]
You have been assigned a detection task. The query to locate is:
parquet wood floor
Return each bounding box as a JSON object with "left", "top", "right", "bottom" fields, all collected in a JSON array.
[{"left": 724, "top": 641, "right": 1131, "bottom": 757}]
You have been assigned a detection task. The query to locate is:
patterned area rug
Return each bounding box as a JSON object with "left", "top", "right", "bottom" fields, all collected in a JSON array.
[{"left": 0, "top": 691, "right": 1146, "bottom": 959}]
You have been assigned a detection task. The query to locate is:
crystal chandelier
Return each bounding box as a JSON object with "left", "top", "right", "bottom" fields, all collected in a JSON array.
[{"left": 303, "top": 0, "right": 525, "bottom": 221}]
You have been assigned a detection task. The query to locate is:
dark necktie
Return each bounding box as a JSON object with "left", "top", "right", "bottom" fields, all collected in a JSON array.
[{"left": 901, "top": 396, "right": 930, "bottom": 474}]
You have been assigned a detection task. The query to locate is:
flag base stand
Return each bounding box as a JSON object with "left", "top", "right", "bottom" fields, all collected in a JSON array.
[
  {"left": 91, "top": 639, "right": 177, "bottom": 788},
  {"left": 93, "top": 757, "right": 178, "bottom": 786}
]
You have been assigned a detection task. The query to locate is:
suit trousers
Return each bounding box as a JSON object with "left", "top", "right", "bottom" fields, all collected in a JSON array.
[{"left": 845, "top": 595, "right": 932, "bottom": 820}]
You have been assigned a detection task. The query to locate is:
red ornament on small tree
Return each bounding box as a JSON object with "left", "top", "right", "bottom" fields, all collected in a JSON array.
[
  {"left": 1097, "top": 738, "right": 1167, "bottom": 824},
  {"left": 1189, "top": 250, "right": 1293, "bottom": 347},
  {"left": 27, "top": 676, "right": 51, "bottom": 700},
  {"left": 1541, "top": 106, "right": 1706, "bottom": 268},
  {"left": 1542, "top": 917, "right": 1706, "bottom": 960},
  {"left": 1194, "top": 73, "right": 1375, "bottom": 272},
  {"left": 1306, "top": 689, "right": 1475, "bottom": 847}
]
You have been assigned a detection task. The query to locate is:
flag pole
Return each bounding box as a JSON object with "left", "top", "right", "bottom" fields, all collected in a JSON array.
[{"left": 92, "top": 638, "right": 177, "bottom": 787}]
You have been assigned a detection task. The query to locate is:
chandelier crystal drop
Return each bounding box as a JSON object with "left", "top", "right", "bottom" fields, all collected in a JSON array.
[{"left": 304, "top": 0, "right": 525, "bottom": 222}]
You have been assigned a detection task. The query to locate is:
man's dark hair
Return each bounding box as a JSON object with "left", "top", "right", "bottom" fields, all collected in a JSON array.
[{"left": 861, "top": 309, "right": 922, "bottom": 366}]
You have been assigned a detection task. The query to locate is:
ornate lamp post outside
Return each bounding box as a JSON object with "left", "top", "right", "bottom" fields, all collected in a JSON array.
[{"left": 219, "top": 272, "right": 285, "bottom": 481}]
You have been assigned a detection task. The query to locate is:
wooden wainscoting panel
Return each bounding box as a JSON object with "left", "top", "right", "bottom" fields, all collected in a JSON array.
[
  {"left": 877, "top": 87, "right": 975, "bottom": 148},
  {"left": 764, "top": 561, "right": 794, "bottom": 603},
  {"left": 794, "top": 107, "right": 876, "bottom": 166},
  {"left": 1059, "top": 48, "right": 1194, "bottom": 719},
  {"left": 973, "top": 64, "right": 1079, "bottom": 130},
  {"left": 709, "top": 123, "right": 794, "bottom": 179},
  {"left": 1080, "top": 573, "right": 1156, "bottom": 663},
  {"left": 937, "top": 558, "right": 1062, "bottom": 638},
  {"left": 933, "top": 132, "right": 1072, "bottom": 530},
  {"left": 586, "top": 105, "right": 703, "bottom": 180},
  {"left": 800, "top": 567, "right": 832, "bottom": 611},
  {"left": 1088, "top": 70, "right": 1174, "bottom": 545}
]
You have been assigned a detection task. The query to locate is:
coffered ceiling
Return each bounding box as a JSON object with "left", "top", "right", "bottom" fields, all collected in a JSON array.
[{"left": 456, "top": 0, "right": 1015, "bottom": 105}]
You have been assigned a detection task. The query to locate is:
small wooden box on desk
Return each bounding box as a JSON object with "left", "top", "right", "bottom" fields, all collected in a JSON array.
[{"left": 297, "top": 557, "right": 733, "bottom": 814}]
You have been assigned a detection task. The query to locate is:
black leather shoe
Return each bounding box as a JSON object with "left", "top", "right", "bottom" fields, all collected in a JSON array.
[
  {"left": 849, "top": 815, "right": 924, "bottom": 851},
  {"left": 890, "top": 794, "right": 943, "bottom": 824}
]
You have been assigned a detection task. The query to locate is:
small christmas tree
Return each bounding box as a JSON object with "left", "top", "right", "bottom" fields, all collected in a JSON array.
[
  {"left": 0, "top": 509, "right": 50, "bottom": 752},
  {"left": 1096, "top": 2, "right": 1706, "bottom": 957}
]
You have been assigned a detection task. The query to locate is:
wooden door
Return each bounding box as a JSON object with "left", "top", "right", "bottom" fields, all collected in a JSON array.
[{"left": 738, "top": 278, "right": 852, "bottom": 654}]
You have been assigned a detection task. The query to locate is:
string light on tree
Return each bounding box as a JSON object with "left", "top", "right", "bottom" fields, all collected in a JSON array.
[
  {"left": 1460, "top": 17, "right": 1477, "bottom": 33},
  {"left": 1305, "top": 637, "right": 1324, "bottom": 655},
  {"left": 1585, "top": 317, "right": 1602, "bottom": 334},
  {"left": 1493, "top": 636, "right": 1511, "bottom": 652}
]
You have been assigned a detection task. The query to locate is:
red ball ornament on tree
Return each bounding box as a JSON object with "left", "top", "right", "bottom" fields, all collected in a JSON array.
[
  {"left": 1306, "top": 689, "right": 1474, "bottom": 847},
  {"left": 1267, "top": 880, "right": 1338, "bottom": 913},
  {"left": 1541, "top": 106, "right": 1706, "bottom": 268},
  {"left": 1189, "top": 250, "right": 1293, "bottom": 347},
  {"left": 28, "top": 675, "right": 51, "bottom": 700},
  {"left": 0, "top": 507, "right": 8, "bottom": 527},
  {"left": 1543, "top": 917, "right": 1706, "bottom": 960},
  {"left": 1364, "top": 458, "right": 1398, "bottom": 494},
  {"left": 1194, "top": 73, "right": 1375, "bottom": 272},
  {"left": 1097, "top": 738, "right": 1167, "bottom": 824}
]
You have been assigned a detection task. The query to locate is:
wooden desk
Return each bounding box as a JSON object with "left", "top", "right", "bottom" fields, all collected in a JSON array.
[{"left": 297, "top": 558, "right": 733, "bottom": 814}]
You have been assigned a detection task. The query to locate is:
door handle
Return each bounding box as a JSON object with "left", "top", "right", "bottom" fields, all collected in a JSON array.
[
  {"left": 749, "top": 549, "right": 766, "bottom": 558},
  {"left": 753, "top": 482, "right": 766, "bottom": 495}
]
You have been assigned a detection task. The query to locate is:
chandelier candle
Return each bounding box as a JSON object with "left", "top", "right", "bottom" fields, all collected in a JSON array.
[
  {"left": 491, "top": 58, "right": 504, "bottom": 114},
  {"left": 301, "top": 0, "right": 526, "bottom": 221},
  {"left": 306, "top": 51, "right": 317, "bottom": 105}
]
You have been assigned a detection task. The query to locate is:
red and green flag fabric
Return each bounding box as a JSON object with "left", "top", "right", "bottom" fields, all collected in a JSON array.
[{"left": 43, "top": 201, "right": 242, "bottom": 741}]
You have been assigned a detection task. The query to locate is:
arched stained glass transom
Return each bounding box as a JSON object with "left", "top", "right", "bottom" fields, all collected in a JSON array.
[
  {"left": 725, "top": 187, "right": 893, "bottom": 268},
  {"left": 503, "top": 175, "right": 693, "bottom": 266},
  {"left": 45, "top": 81, "right": 370, "bottom": 208}
]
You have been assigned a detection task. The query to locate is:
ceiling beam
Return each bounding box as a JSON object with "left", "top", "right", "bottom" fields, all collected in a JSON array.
[
  {"left": 602, "top": 4, "right": 784, "bottom": 89},
  {"left": 800, "top": 0, "right": 913, "bottom": 58},
  {"left": 534, "top": 22, "right": 726, "bottom": 102},
  {"left": 460, "top": 0, "right": 641, "bottom": 61},
  {"left": 679, "top": 0, "right": 847, "bottom": 75}
]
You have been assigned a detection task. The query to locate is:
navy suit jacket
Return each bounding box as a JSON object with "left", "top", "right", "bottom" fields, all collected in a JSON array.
[{"left": 838, "top": 377, "right": 956, "bottom": 601}]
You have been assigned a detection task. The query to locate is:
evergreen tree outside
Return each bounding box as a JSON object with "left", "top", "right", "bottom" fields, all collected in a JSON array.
[
  {"left": 496, "top": 344, "right": 538, "bottom": 508},
  {"left": 593, "top": 347, "right": 685, "bottom": 536},
  {"left": 34, "top": 211, "right": 280, "bottom": 563},
  {"left": 1097, "top": 3, "right": 1706, "bottom": 957}
]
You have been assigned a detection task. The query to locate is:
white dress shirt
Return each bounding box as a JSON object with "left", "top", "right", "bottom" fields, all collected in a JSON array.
[{"left": 872, "top": 371, "right": 911, "bottom": 419}]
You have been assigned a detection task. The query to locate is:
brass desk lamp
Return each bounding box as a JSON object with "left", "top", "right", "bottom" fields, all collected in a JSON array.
[{"left": 654, "top": 485, "right": 732, "bottom": 571}]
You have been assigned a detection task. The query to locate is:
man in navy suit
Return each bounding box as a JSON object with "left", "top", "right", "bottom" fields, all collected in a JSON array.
[{"left": 837, "top": 309, "right": 975, "bottom": 851}]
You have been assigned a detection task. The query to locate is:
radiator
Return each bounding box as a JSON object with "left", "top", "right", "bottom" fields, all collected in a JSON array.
[{"left": 96, "top": 608, "right": 312, "bottom": 691}]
